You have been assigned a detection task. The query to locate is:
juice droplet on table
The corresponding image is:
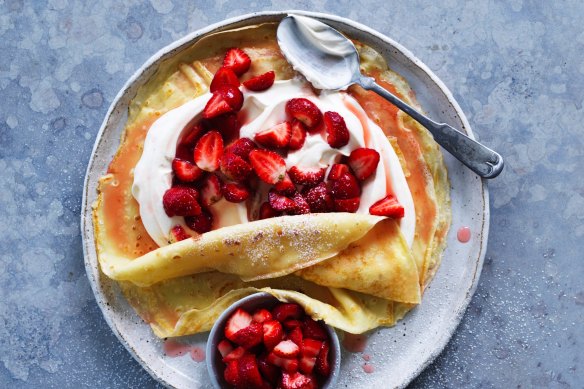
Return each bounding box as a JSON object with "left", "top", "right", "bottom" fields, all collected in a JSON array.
[
  {"left": 163, "top": 340, "right": 191, "bottom": 357},
  {"left": 342, "top": 332, "right": 368, "bottom": 352},
  {"left": 457, "top": 226, "right": 471, "bottom": 243},
  {"left": 363, "top": 363, "right": 375, "bottom": 373},
  {"left": 190, "top": 346, "right": 206, "bottom": 362}
]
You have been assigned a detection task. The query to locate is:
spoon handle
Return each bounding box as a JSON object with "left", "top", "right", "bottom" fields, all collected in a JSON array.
[{"left": 359, "top": 77, "right": 504, "bottom": 179}]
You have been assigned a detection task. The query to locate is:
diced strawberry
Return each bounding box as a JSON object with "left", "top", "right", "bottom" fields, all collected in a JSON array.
[
  {"left": 301, "top": 339, "right": 323, "bottom": 358},
  {"left": 272, "top": 303, "right": 303, "bottom": 322},
  {"left": 259, "top": 201, "right": 280, "bottom": 220},
  {"left": 283, "top": 319, "right": 304, "bottom": 331},
  {"left": 194, "top": 130, "right": 223, "bottom": 172},
  {"left": 220, "top": 152, "right": 252, "bottom": 181},
  {"left": 274, "top": 173, "right": 296, "bottom": 196},
  {"left": 225, "top": 137, "right": 256, "bottom": 160},
  {"left": 203, "top": 92, "right": 233, "bottom": 119},
  {"left": 299, "top": 356, "right": 317, "bottom": 375},
  {"left": 162, "top": 187, "right": 201, "bottom": 217},
  {"left": 252, "top": 309, "right": 273, "bottom": 324},
  {"left": 258, "top": 354, "right": 280, "bottom": 384},
  {"left": 172, "top": 158, "right": 203, "bottom": 182},
  {"left": 324, "top": 111, "right": 350, "bottom": 148},
  {"left": 268, "top": 190, "right": 297, "bottom": 212},
  {"left": 238, "top": 354, "right": 264, "bottom": 388},
  {"left": 170, "top": 225, "right": 190, "bottom": 241},
  {"left": 303, "top": 182, "right": 334, "bottom": 213},
  {"left": 288, "top": 166, "right": 326, "bottom": 186},
  {"left": 281, "top": 372, "right": 315, "bottom": 389},
  {"left": 369, "top": 194, "right": 405, "bottom": 218},
  {"left": 349, "top": 148, "right": 380, "bottom": 181},
  {"left": 291, "top": 192, "right": 310, "bottom": 215},
  {"left": 200, "top": 173, "right": 223, "bottom": 207},
  {"left": 334, "top": 197, "right": 360, "bottom": 213},
  {"left": 330, "top": 171, "right": 361, "bottom": 199},
  {"left": 225, "top": 308, "right": 253, "bottom": 342},
  {"left": 217, "top": 339, "right": 234, "bottom": 358},
  {"left": 288, "top": 119, "right": 307, "bottom": 150},
  {"left": 274, "top": 340, "right": 300, "bottom": 358},
  {"left": 267, "top": 352, "right": 299, "bottom": 373},
  {"left": 185, "top": 208, "right": 214, "bottom": 234},
  {"left": 315, "top": 342, "right": 331, "bottom": 377},
  {"left": 223, "top": 346, "right": 246, "bottom": 362},
  {"left": 249, "top": 149, "right": 286, "bottom": 184},
  {"left": 210, "top": 67, "right": 240, "bottom": 93},
  {"left": 263, "top": 320, "right": 284, "bottom": 350},
  {"left": 179, "top": 122, "right": 204, "bottom": 147},
  {"left": 302, "top": 318, "right": 328, "bottom": 341},
  {"left": 286, "top": 98, "right": 323, "bottom": 131},
  {"left": 222, "top": 182, "right": 250, "bottom": 203},
  {"left": 223, "top": 360, "right": 240, "bottom": 386},
  {"left": 217, "top": 85, "right": 244, "bottom": 111},
  {"left": 223, "top": 47, "right": 251, "bottom": 76},
  {"left": 232, "top": 322, "right": 264, "bottom": 349},
  {"left": 243, "top": 70, "right": 276, "bottom": 91},
  {"left": 327, "top": 163, "right": 350, "bottom": 181},
  {"left": 206, "top": 112, "right": 241, "bottom": 142},
  {"left": 255, "top": 121, "right": 292, "bottom": 149},
  {"left": 288, "top": 326, "right": 303, "bottom": 348}
]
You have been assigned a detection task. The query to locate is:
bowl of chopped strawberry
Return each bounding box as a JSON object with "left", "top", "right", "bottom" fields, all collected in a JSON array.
[{"left": 206, "top": 292, "right": 340, "bottom": 389}]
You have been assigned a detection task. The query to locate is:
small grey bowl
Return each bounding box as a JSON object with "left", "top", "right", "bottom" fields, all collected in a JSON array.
[{"left": 206, "top": 292, "right": 341, "bottom": 388}]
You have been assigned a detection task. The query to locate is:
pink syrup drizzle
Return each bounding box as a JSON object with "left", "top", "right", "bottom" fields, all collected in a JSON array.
[
  {"left": 342, "top": 333, "right": 368, "bottom": 353},
  {"left": 457, "top": 226, "right": 471, "bottom": 243}
]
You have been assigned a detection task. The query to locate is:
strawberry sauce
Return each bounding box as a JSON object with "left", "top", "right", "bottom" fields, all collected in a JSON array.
[{"left": 457, "top": 226, "right": 471, "bottom": 243}]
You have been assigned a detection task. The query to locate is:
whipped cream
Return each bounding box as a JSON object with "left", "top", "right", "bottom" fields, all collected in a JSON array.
[{"left": 133, "top": 78, "right": 415, "bottom": 248}]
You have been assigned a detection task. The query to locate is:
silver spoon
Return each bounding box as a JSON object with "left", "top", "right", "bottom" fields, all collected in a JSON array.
[{"left": 277, "top": 15, "right": 504, "bottom": 179}]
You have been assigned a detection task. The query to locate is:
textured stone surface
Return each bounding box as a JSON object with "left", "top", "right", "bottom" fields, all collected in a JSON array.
[{"left": 1, "top": 1, "right": 582, "bottom": 388}]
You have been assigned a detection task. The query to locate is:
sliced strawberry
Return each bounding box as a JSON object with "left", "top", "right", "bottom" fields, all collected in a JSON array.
[
  {"left": 288, "top": 326, "right": 303, "bottom": 348},
  {"left": 272, "top": 303, "right": 303, "bottom": 322},
  {"left": 217, "top": 84, "right": 244, "bottom": 111},
  {"left": 203, "top": 92, "right": 233, "bottom": 119},
  {"left": 252, "top": 309, "right": 273, "bottom": 324},
  {"left": 217, "top": 339, "right": 234, "bottom": 358},
  {"left": 162, "top": 187, "right": 201, "bottom": 217},
  {"left": 286, "top": 98, "right": 323, "bottom": 131},
  {"left": 238, "top": 354, "right": 264, "bottom": 388},
  {"left": 258, "top": 354, "right": 280, "bottom": 384},
  {"left": 263, "top": 320, "right": 284, "bottom": 350},
  {"left": 327, "top": 163, "right": 350, "bottom": 181},
  {"left": 194, "top": 130, "right": 223, "bottom": 172},
  {"left": 334, "top": 197, "right": 360, "bottom": 213},
  {"left": 249, "top": 149, "right": 286, "bottom": 184},
  {"left": 267, "top": 352, "right": 299, "bottom": 373},
  {"left": 283, "top": 319, "right": 304, "bottom": 331},
  {"left": 288, "top": 119, "right": 307, "bottom": 150},
  {"left": 232, "top": 322, "right": 263, "bottom": 349},
  {"left": 223, "top": 360, "right": 240, "bottom": 386},
  {"left": 302, "top": 318, "right": 328, "bottom": 341},
  {"left": 220, "top": 152, "right": 252, "bottom": 181},
  {"left": 223, "top": 346, "right": 246, "bottom": 362},
  {"left": 369, "top": 194, "right": 405, "bottom": 218},
  {"left": 315, "top": 342, "right": 331, "bottom": 377},
  {"left": 349, "top": 148, "right": 380, "bottom": 180},
  {"left": 223, "top": 47, "right": 251, "bottom": 76},
  {"left": 255, "top": 121, "right": 292, "bottom": 149},
  {"left": 268, "top": 190, "right": 297, "bottom": 212},
  {"left": 185, "top": 208, "right": 213, "bottom": 234},
  {"left": 172, "top": 158, "right": 203, "bottom": 182},
  {"left": 281, "top": 372, "right": 315, "bottom": 389},
  {"left": 225, "top": 137, "right": 256, "bottom": 160},
  {"left": 200, "top": 173, "right": 223, "bottom": 207},
  {"left": 324, "top": 111, "right": 350, "bottom": 148},
  {"left": 291, "top": 192, "right": 310, "bottom": 215},
  {"left": 301, "top": 339, "right": 323, "bottom": 358},
  {"left": 288, "top": 166, "right": 326, "bottom": 186},
  {"left": 303, "top": 182, "right": 334, "bottom": 213},
  {"left": 299, "top": 356, "right": 317, "bottom": 375},
  {"left": 210, "top": 67, "right": 240, "bottom": 93},
  {"left": 206, "top": 112, "right": 241, "bottom": 142},
  {"left": 330, "top": 171, "right": 361, "bottom": 199},
  {"left": 259, "top": 201, "right": 280, "bottom": 220},
  {"left": 225, "top": 308, "right": 253, "bottom": 342},
  {"left": 222, "top": 182, "right": 250, "bottom": 203},
  {"left": 274, "top": 340, "right": 300, "bottom": 358},
  {"left": 243, "top": 70, "right": 276, "bottom": 91},
  {"left": 170, "top": 225, "right": 190, "bottom": 241},
  {"left": 180, "top": 122, "right": 204, "bottom": 147},
  {"left": 274, "top": 173, "right": 296, "bottom": 196}
]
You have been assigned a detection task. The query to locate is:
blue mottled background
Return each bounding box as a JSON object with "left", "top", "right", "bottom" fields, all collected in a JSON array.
[{"left": 1, "top": 1, "right": 582, "bottom": 388}]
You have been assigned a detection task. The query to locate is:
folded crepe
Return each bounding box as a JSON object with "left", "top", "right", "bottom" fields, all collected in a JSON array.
[{"left": 93, "top": 23, "right": 450, "bottom": 337}]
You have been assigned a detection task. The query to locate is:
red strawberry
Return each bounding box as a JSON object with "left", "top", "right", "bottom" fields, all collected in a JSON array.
[
  {"left": 274, "top": 173, "right": 296, "bottom": 196},
  {"left": 259, "top": 202, "right": 280, "bottom": 220},
  {"left": 268, "top": 190, "right": 297, "bottom": 212},
  {"left": 203, "top": 92, "right": 233, "bottom": 119},
  {"left": 220, "top": 152, "right": 252, "bottom": 181},
  {"left": 243, "top": 70, "right": 276, "bottom": 91},
  {"left": 232, "top": 322, "right": 263, "bottom": 349},
  {"left": 315, "top": 342, "right": 330, "bottom": 377},
  {"left": 291, "top": 192, "right": 310, "bottom": 215},
  {"left": 206, "top": 112, "right": 241, "bottom": 142},
  {"left": 210, "top": 67, "right": 240, "bottom": 92},
  {"left": 288, "top": 166, "right": 326, "bottom": 186},
  {"left": 334, "top": 197, "right": 360, "bottom": 213},
  {"left": 281, "top": 372, "right": 315, "bottom": 389},
  {"left": 225, "top": 308, "right": 253, "bottom": 342},
  {"left": 303, "top": 182, "right": 334, "bottom": 213},
  {"left": 301, "top": 339, "right": 323, "bottom": 358},
  {"left": 267, "top": 352, "right": 299, "bottom": 373},
  {"left": 223, "top": 360, "right": 240, "bottom": 386},
  {"left": 223, "top": 48, "right": 251, "bottom": 76},
  {"left": 194, "top": 130, "right": 223, "bottom": 171},
  {"left": 217, "top": 339, "right": 234, "bottom": 358},
  {"left": 223, "top": 346, "right": 246, "bottom": 362},
  {"left": 299, "top": 356, "right": 317, "bottom": 375},
  {"left": 288, "top": 326, "right": 303, "bottom": 348},
  {"left": 238, "top": 354, "right": 264, "bottom": 388},
  {"left": 283, "top": 319, "right": 304, "bottom": 331},
  {"left": 170, "top": 225, "right": 190, "bottom": 241},
  {"left": 200, "top": 173, "right": 223, "bottom": 207},
  {"left": 330, "top": 171, "right": 361, "bottom": 199},
  {"left": 226, "top": 137, "right": 256, "bottom": 160},
  {"left": 272, "top": 303, "right": 303, "bottom": 322},
  {"left": 263, "top": 320, "right": 284, "bottom": 350},
  {"left": 286, "top": 98, "right": 323, "bottom": 131},
  {"left": 249, "top": 149, "right": 286, "bottom": 184},
  {"left": 288, "top": 119, "right": 307, "bottom": 150},
  {"left": 179, "top": 122, "right": 204, "bottom": 147},
  {"left": 217, "top": 85, "right": 244, "bottom": 111},
  {"left": 349, "top": 148, "right": 380, "bottom": 180},
  {"left": 302, "top": 318, "right": 328, "bottom": 341},
  {"left": 255, "top": 121, "right": 292, "bottom": 149},
  {"left": 162, "top": 187, "right": 201, "bottom": 217},
  {"left": 252, "top": 309, "right": 273, "bottom": 323},
  {"left": 324, "top": 111, "right": 350, "bottom": 148},
  {"left": 327, "top": 163, "right": 350, "bottom": 181},
  {"left": 172, "top": 158, "right": 203, "bottom": 182},
  {"left": 273, "top": 340, "right": 300, "bottom": 358},
  {"left": 222, "top": 182, "right": 250, "bottom": 203},
  {"left": 258, "top": 354, "right": 280, "bottom": 384},
  {"left": 185, "top": 208, "right": 213, "bottom": 234},
  {"left": 369, "top": 194, "right": 405, "bottom": 218}
]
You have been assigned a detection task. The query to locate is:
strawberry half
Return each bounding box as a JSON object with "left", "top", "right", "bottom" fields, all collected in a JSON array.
[
  {"left": 206, "top": 112, "right": 241, "bottom": 142},
  {"left": 179, "top": 122, "right": 204, "bottom": 147},
  {"left": 232, "top": 322, "right": 263, "bottom": 349},
  {"left": 222, "top": 182, "right": 250, "bottom": 203},
  {"left": 255, "top": 121, "right": 292, "bottom": 149},
  {"left": 170, "top": 225, "right": 190, "bottom": 241},
  {"left": 288, "top": 119, "right": 307, "bottom": 150},
  {"left": 249, "top": 149, "right": 286, "bottom": 184},
  {"left": 223, "top": 47, "right": 251, "bottom": 76},
  {"left": 200, "top": 173, "right": 223, "bottom": 207},
  {"left": 172, "top": 158, "right": 203, "bottom": 182},
  {"left": 194, "top": 130, "right": 223, "bottom": 172},
  {"left": 349, "top": 148, "right": 380, "bottom": 180},
  {"left": 258, "top": 354, "right": 280, "bottom": 384},
  {"left": 302, "top": 318, "right": 328, "bottom": 341},
  {"left": 217, "top": 339, "right": 234, "bottom": 358},
  {"left": 263, "top": 320, "right": 284, "bottom": 350},
  {"left": 225, "top": 137, "right": 256, "bottom": 160},
  {"left": 268, "top": 190, "right": 297, "bottom": 212},
  {"left": 334, "top": 197, "right": 360, "bottom": 213},
  {"left": 369, "top": 194, "right": 405, "bottom": 218},
  {"left": 162, "top": 187, "right": 201, "bottom": 217},
  {"left": 327, "top": 163, "right": 350, "bottom": 181},
  {"left": 274, "top": 173, "right": 296, "bottom": 196},
  {"left": 303, "top": 182, "right": 334, "bottom": 213},
  {"left": 225, "top": 308, "right": 253, "bottom": 342},
  {"left": 224, "top": 360, "right": 240, "bottom": 386},
  {"left": 267, "top": 352, "right": 299, "bottom": 373},
  {"left": 243, "top": 70, "right": 275, "bottom": 91},
  {"left": 288, "top": 326, "right": 303, "bottom": 348},
  {"left": 301, "top": 339, "right": 323, "bottom": 358},
  {"left": 210, "top": 67, "right": 240, "bottom": 92},
  {"left": 288, "top": 166, "right": 326, "bottom": 186},
  {"left": 286, "top": 98, "right": 323, "bottom": 131},
  {"left": 291, "top": 192, "right": 310, "bottom": 215},
  {"left": 299, "top": 356, "right": 317, "bottom": 375},
  {"left": 324, "top": 111, "right": 350, "bottom": 148},
  {"left": 185, "top": 208, "right": 213, "bottom": 234},
  {"left": 259, "top": 202, "right": 280, "bottom": 220},
  {"left": 281, "top": 372, "right": 315, "bottom": 389},
  {"left": 223, "top": 346, "right": 246, "bottom": 362},
  {"left": 220, "top": 152, "right": 252, "bottom": 182},
  {"left": 330, "top": 171, "right": 361, "bottom": 199},
  {"left": 272, "top": 303, "right": 303, "bottom": 322},
  {"left": 217, "top": 84, "right": 244, "bottom": 111},
  {"left": 273, "top": 340, "right": 300, "bottom": 358},
  {"left": 203, "top": 92, "right": 233, "bottom": 119},
  {"left": 252, "top": 309, "right": 272, "bottom": 324},
  {"left": 238, "top": 354, "right": 264, "bottom": 388},
  {"left": 315, "top": 342, "right": 330, "bottom": 377}
]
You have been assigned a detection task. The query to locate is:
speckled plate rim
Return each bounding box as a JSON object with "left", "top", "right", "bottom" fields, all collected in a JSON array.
[{"left": 81, "top": 10, "right": 489, "bottom": 389}]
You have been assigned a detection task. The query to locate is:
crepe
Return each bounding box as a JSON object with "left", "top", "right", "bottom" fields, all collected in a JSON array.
[{"left": 92, "top": 23, "right": 450, "bottom": 338}]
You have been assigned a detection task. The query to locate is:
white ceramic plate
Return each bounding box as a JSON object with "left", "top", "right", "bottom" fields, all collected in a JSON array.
[{"left": 81, "top": 10, "right": 488, "bottom": 389}]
